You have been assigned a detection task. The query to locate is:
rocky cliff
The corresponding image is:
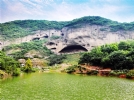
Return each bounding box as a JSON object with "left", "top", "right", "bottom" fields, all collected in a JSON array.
[
  {"left": 45, "top": 24, "right": 134, "bottom": 53},
  {"left": 0, "top": 16, "right": 134, "bottom": 53}
]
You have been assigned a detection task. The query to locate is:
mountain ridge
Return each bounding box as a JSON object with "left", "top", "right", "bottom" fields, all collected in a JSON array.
[
  {"left": 0, "top": 16, "right": 134, "bottom": 53},
  {"left": 1, "top": 16, "right": 134, "bottom": 40}
]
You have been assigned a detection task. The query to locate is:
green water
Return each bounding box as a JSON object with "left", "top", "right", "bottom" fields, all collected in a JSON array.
[{"left": 0, "top": 72, "right": 134, "bottom": 100}]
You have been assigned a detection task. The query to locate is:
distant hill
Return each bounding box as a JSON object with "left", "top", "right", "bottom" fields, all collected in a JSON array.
[
  {"left": 0, "top": 20, "right": 68, "bottom": 40},
  {"left": 0, "top": 16, "right": 134, "bottom": 40}
]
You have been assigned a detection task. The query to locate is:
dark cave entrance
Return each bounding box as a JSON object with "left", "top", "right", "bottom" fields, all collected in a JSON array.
[
  {"left": 59, "top": 45, "right": 88, "bottom": 53},
  {"left": 32, "top": 37, "right": 40, "bottom": 41},
  {"left": 47, "top": 42, "right": 55, "bottom": 46}
]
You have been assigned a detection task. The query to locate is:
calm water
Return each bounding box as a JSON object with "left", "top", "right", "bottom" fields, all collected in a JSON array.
[{"left": 0, "top": 72, "right": 134, "bottom": 100}]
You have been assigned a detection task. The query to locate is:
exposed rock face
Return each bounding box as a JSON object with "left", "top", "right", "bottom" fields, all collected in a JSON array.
[
  {"left": 0, "top": 24, "right": 134, "bottom": 53},
  {"left": 0, "top": 29, "right": 61, "bottom": 50},
  {"left": 45, "top": 24, "right": 134, "bottom": 53}
]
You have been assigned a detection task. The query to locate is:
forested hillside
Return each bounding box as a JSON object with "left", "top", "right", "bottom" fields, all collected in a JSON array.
[
  {"left": 0, "top": 20, "right": 68, "bottom": 40},
  {"left": 1, "top": 16, "right": 134, "bottom": 40}
]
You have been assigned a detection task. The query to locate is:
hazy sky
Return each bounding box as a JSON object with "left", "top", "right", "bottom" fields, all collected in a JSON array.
[{"left": 1, "top": 0, "right": 134, "bottom": 23}]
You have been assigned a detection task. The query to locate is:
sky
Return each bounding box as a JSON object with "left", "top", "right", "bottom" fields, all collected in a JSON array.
[{"left": 0, "top": 0, "right": 134, "bottom": 23}]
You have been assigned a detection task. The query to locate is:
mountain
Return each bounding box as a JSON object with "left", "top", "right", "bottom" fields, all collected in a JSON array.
[{"left": 0, "top": 16, "right": 134, "bottom": 53}]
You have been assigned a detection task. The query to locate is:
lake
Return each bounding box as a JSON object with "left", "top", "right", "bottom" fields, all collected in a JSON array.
[{"left": 0, "top": 72, "right": 134, "bottom": 100}]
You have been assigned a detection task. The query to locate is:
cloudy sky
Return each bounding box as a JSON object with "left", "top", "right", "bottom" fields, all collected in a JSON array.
[{"left": 1, "top": 0, "right": 134, "bottom": 23}]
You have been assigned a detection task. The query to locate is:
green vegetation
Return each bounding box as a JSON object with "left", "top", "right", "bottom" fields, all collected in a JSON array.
[
  {"left": 21, "top": 58, "right": 33, "bottom": 72},
  {"left": 109, "top": 70, "right": 128, "bottom": 76},
  {"left": 0, "top": 50, "right": 43, "bottom": 78},
  {"left": 0, "top": 50, "right": 20, "bottom": 77},
  {"left": 110, "top": 22, "right": 134, "bottom": 32},
  {"left": 47, "top": 54, "right": 67, "bottom": 66},
  {"left": 66, "top": 16, "right": 134, "bottom": 31},
  {"left": 4, "top": 39, "right": 53, "bottom": 60},
  {"left": 66, "top": 16, "right": 117, "bottom": 28},
  {"left": 47, "top": 53, "right": 81, "bottom": 67},
  {"left": 1, "top": 16, "right": 134, "bottom": 40},
  {"left": 64, "top": 41, "right": 134, "bottom": 79},
  {"left": 63, "top": 53, "right": 81, "bottom": 64},
  {"left": 79, "top": 40, "right": 134, "bottom": 70},
  {"left": 65, "top": 65, "right": 79, "bottom": 73},
  {"left": 126, "top": 70, "right": 134, "bottom": 79},
  {"left": 50, "top": 35, "right": 60, "bottom": 40},
  {"left": 0, "top": 39, "right": 52, "bottom": 77},
  {"left": 0, "top": 20, "right": 68, "bottom": 40}
]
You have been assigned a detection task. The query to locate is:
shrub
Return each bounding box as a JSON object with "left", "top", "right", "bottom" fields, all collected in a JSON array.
[
  {"left": 48, "top": 54, "right": 66, "bottom": 66},
  {"left": 107, "top": 51, "right": 127, "bottom": 70},
  {"left": 66, "top": 65, "right": 78, "bottom": 73},
  {"left": 0, "top": 70, "right": 6, "bottom": 78},
  {"left": 109, "top": 70, "right": 128, "bottom": 76},
  {"left": 126, "top": 70, "right": 134, "bottom": 79},
  {"left": 13, "top": 68, "right": 21, "bottom": 76},
  {"left": 87, "top": 70, "right": 98, "bottom": 75},
  {"left": 23, "top": 58, "right": 33, "bottom": 72},
  {"left": 118, "top": 41, "right": 132, "bottom": 51},
  {"left": 79, "top": 47, "right": 104, "bottom": 66}
]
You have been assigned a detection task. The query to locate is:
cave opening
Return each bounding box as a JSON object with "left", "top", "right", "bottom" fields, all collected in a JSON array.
[
  {"left": 32, "top": 37, "right": 40, "bottom": 41},
  {"left": 51, "top": 48, "right": 56, "bottom": 50},
  {"left": 59, "top": 45, "right": 88, "bottom": 53},
  {"left": 44, "top": 35, "right": 48, "bottom": 38},
  {"left": 47, "top": 42, "right": 55, "bottom": 45}
]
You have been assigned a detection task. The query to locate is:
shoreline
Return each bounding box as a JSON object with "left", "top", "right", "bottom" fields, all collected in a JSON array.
[{"left": 1, "top": 68, "right": 134, "bottom": 81}]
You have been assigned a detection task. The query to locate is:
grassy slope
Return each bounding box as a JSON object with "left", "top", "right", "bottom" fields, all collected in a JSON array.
[{"left": 63, "top": 53, "right": 82, "bottom": 65}]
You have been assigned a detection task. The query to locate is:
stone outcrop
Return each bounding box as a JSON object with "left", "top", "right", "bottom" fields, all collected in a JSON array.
[
  {"left": 0, "top": 24, "right": 134, "bottom": 53},
  {"left": 0, "top": 29, "right": 61, "bottom": 50},
  {"left": 45, "top": 24, "right": 134, "bottom": 53}
]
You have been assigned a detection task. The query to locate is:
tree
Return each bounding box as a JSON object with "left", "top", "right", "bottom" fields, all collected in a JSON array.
[
  {"left": 24, "top": 58, "right": 33, "bottom": 72},
  {"left": 126, "top": 50, "right": 134, "bottom": 69},
  {"left": 78, "top": 52, "right": 91, "bottom": 65},
  {"left": 90, "top": 47, "right": 104, "bottom": 65},
  {"left": 79, "top": 47, "right": 104, "bottom": 66},
  {"left": 48, "top": 54, "right": 66, "bottom": 66},
  {"left": 101, "top": 43, "right": 118, "bottom": 54},
  {"left": 0, "top": 50, "right": 20, "bottom": 75},
  {"left": 107, "top": 51, "right": 127, "bottom": 70},
  {"left": 79, "top": 40, "right": 134, "bottom": 70},
  {"left": 118, "top": 41, "right": 131, "bottom": 51}
]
